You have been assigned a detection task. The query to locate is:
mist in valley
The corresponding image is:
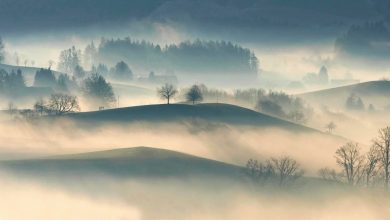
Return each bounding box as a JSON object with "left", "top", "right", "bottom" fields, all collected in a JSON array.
[{"left": 2, "top": 1, "right": 390, "bottom": 219}]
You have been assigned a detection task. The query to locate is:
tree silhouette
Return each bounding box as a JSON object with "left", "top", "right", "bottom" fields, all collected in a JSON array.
[
  {"left": 34, "top": 68, "right": 56, "bottom": 87},
  {"left": 326, "top": 122, "right": 336, "bottom": 133},
  {"left": 83, "top": 73, "right": 116, "bottom": 107},
  {"left": 373, "top": 127, "right": 390, "bottom": 191},
  {"left": 335, "top": 142, "right": 364, "bottom": 186},
  {"left": 158, "top": 83, "right": 177, "bottom": 104},
  {"left": 58, "top": 46, "right": 81, "bottom": 74},
  {"left": 47, "top": 93, "right": 80, "bottom": 115},
  {"left": 271, "top": 156, "right": 304, "bottom": 187},
  {"left": 186, "top": 85, "right": 203, "bottom": 104},
  {"left": 112, "top": 61, "right": 133, "bottom": 81}
]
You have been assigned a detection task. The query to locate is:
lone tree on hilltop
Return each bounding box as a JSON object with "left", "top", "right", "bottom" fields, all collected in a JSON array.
[
  {"left": 186, "top": 85, "right": 203, "bottom": 104},
  {"left": 157, "top": 83, "right": 177, "bottom": 104}
]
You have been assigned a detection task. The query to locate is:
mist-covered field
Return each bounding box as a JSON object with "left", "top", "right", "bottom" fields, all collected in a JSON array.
[{"left": 1, "top": 1, "right": 390, "bottom": 219}]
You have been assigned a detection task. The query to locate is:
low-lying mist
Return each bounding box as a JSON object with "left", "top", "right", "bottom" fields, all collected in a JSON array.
[
  {"left": 0, "top": 117, "right": 348, "bottom": 174},
  {"left": 0, "top": 168, "right": 389, "bottom": 220}
]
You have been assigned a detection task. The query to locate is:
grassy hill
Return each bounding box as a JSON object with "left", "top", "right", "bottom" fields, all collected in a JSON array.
[
  {"left": 300, "top": 80, "right": 390, "bottom": 108},
  {"left": 0, "top": 147, "right": 244, "bottom": 178},
  {"left": 61, "top": 103, "right": 316, "bottom": 132}
]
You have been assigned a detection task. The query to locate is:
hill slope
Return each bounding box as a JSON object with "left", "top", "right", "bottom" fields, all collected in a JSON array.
[
  {"left": 61, "top": 103, "right": 316, "bottom": 132},
  {"left": 300, "top": 80, "right": 390, "bottom": 108},
  {"left": 0, "top": 147, "right": 244, "bottom": 178}
]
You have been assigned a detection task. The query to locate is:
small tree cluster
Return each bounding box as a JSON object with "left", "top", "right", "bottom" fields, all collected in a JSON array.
[
  {"left": 255, "top": 91, "right": 312, "bottom": 124},
  {"left": 34, "top": 68, "right": 77, "bottom": 92},
  {"left": 346, "top": 93, "right": 365, "bottom": 110},
  {"left": 0, "top": 69, "right": 26, "bottom": 96},
  {"left": 32, "top": 94, "right": 80, "bottom": 116},
  {"left": 319, "top": 127, "right": 390, "bottom": 189},
  {"left": 246, "top": 156, "right": 304, "bottom": 187}
]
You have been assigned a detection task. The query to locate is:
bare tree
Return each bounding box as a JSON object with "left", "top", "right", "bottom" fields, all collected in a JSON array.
[
  {"left": 335, "top": 142, "right": 364, "bottom": 186},
  {"left": 48, "top": 93, "right": 80, "bottom": 115},
  {"left": 246, "top": 159, "right": 275, "bottom": 185},
  {"left": 157, "top": 83, "right": 177, "bottom": 104},
  {"left": 363, "top": 146, "right": 379, "bottom": 187},
  {"left": 373, "top": 126, "right": 390, "bottom": 191},
  {"left": 186, "top": 85, "right": 203, "bottom": 104},
  {"left": 271, "top": 156, "right": 304, "bottom": 187},
  {"left": 326, "top": 122, "right": 336, "bottom": 133}
]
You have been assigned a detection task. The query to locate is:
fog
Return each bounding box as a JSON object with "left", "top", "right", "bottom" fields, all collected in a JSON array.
[
  {"left": 2, "top": 2, "right": 390, "bottom": 218},
  {"left": 0, "top": 167, "right": 389, "bottom": 220},
  {"left": 0, "top": 116, "right": 349, "bottom": 174}
]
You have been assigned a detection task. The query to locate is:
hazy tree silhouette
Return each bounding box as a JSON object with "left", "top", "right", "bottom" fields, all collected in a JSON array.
[
  {"left": 335, "top": 142, "right": 364, "bottom": 186},
  {"left": 271, "top": 156, "right": 304, "bottom": 187},
  {"left": 111, "top": 61, "right": 133, "bottom": 81},
  {"left": 73, "top": 65, "right": 85, "bottom": 79},
  {"left": 0, "top": 69, "right": 26, "bottom": 95},
  {"left": 186, "top": 85, "right": 203, "bottom": 104},
  {"left": 246, "top": 159, "right": 275, "bottom": 185},
  {"left": 33, "top": 98, "right": 48, "bottom": 116},
  {"left": 92, "top": 63, "right": 109, "bottom": 76},
  {"left": 58, "top": 46, "right": 81, "bottom": 74},
  {"left": 34, "top": 68, "right": 56, "bottom": 87},
  {"left": 57, "top": 73, "right": 76, "bottom": 92},
  {"left": 158, "top": 83, "right": 177, "bottom": 104},
  {"left": 47, "top": 93, "right": 80, "bottom": 115},
  {"left": 363, "top": 146, "right": 379, "bottom": 187},
  {"left": 326, "top": 122, "right": 336, "bottom": 133},
  {"left": 373, "top": 126, "right": 390, "bottom": 191},
  {"left": 257, "top": 100, "right": 285, "bottom": 117},
  {"left": 83, "top": 73, "right": 116, "bottom": 107},
  {"left": 346, "top": 94, "right": 365, "bottom": 110},
  {"left": 318, "top": 168, "right": 341, "bottom": 182},
  {"left": 84, "top": 41, "right": 97, "bottom": 69}
]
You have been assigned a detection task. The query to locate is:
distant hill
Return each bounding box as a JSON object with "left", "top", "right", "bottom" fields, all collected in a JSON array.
[
  {"left": 0, "top": 147, "right": 244, "bottom": 178},
  {"left": 60, "top": 103, "right": 317, "bottom": 132},
  {"left": 300, "top": 80, "right": 390, "bottom": 108}
]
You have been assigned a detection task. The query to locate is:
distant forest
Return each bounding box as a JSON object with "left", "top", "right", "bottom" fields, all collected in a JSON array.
[
  {"left": 89, "top": 38, "right": 259, "bottom": 77},
  {"left": 335, "top": 21, "right": 390, "bottom": 58}
]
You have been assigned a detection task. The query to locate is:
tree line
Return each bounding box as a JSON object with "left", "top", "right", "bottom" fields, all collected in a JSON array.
[
  {"left": 157, "top": 83, "right": 312, "bottom": 124},
  {"left": 319, "top": 126, "right": 390, "bottom": 190},
  {"left": 244, "top": 126, "right": 390, "bottom": 191},
  {"left": 86, "top": 38, "right": 259, "bottom": 77}
]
